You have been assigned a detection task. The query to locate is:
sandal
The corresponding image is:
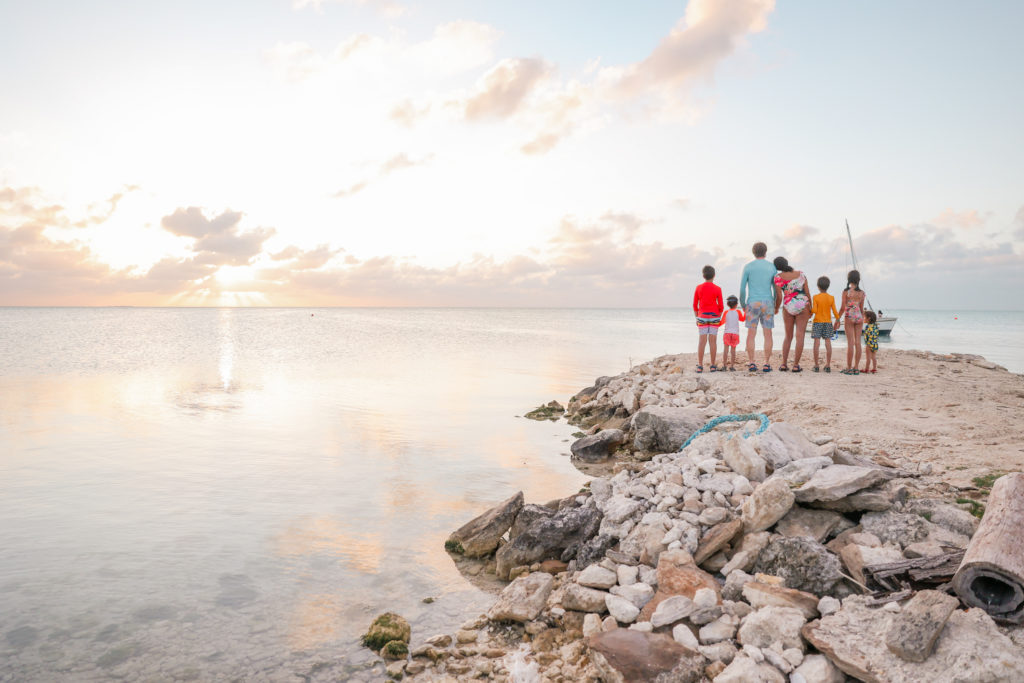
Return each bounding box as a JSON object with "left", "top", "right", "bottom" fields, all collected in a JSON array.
[
  {"left": 792, "top": 365, "right": 802, "bottom": 373},
  {"left": 748, "top": 363, "right": 758, "bottom": 373},
  {"left": 779, "top": 364, "right": 789, "bottom": 372},
  {"left": 729, "top": 366, "right": 736, "bottom": 372},
  {"left": 762, "top": 364, "right": 772, "bottom": 373},
  {"left": 710, "top": 365, "right": 718, "bottom": 372},
  {"left": 824, "top": 366, "right": 831, "bottom": 373},
  {"left": 813, "top": 366, "right": 820, "bottom": 373},
  {"left": 695, "top": 365, "right": 703, "bottom": 373}
]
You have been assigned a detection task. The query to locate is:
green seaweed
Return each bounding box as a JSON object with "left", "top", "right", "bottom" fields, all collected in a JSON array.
[
  {"left": 380, "top": 640, "right": 408, "bottom": 659},
  {"left": 362, "top": 613, "right": 411, "bottom": 651},
  {"left": 524, "top": 401, "right": 565, "bottom": 421},
  {"left": 972, "top": 472, "right": 1003, "bottom": 489},
  {"left": 956, "top": 497, "right": 986, "bottom": 519},
  {"left": 444, "top": 539, "right": 465, "bottom": 554}
]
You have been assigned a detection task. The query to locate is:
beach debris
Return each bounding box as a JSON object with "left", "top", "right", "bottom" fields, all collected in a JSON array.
[
  {"left": 570, "top": 428, "right": 626, "bottom": 462},
  {"left": 445, "top": 490, "right": 523, "bottom": 558},
  {"left": 523, "top": 400, "right": 565, "bottom": 421},
  {"left": 953, "top": 472, "right": 1024, "bottom": 623}
]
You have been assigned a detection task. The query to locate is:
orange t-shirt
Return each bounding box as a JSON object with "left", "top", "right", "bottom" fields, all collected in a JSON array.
[{"left": 812, "top": 292, "right": 839, "bottom": 323}]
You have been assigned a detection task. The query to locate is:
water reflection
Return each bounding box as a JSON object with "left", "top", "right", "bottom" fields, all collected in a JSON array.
[
  {"left": 219, "top": 308, "right": 234, "bottom": 391},
  {"left": 2, "top": 308, "right": 649, "bottom": 680}
]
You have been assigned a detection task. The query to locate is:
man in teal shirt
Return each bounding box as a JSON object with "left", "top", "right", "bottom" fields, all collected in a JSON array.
[{"left": 739, "top": 242, "right": 778, "bottom": 372}]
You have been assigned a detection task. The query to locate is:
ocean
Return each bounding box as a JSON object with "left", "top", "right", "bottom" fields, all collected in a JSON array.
[{"left": 0, "top": 307, "right": 1020, "bottom": 680}]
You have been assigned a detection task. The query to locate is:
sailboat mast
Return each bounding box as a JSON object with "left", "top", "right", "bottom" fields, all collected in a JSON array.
[
  {"left": 845, "top": 219, "right": 859, "bottom": 271},
  {"left": 846, "top": 219, "right": 874, "bottom": 312}
]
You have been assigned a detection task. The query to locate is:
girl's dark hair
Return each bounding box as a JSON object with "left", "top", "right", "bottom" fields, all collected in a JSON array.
[
  {"left": 702, "top": 265, "right": 715, "bottom": 280},
  {"left": 773, "top": 256, "right": 793, "bottom": 273},
  {"left": 865, "top": 310, "right": 877, "bottom": 324},
  {"left": 817, "top": 276, "right": 830, "bottom": 291},
  {"left": 848, "top": 269, "right": 861, "bottom": 291},
  {"left": 726, "top": 295, "right": 738, "bottom": 308}
]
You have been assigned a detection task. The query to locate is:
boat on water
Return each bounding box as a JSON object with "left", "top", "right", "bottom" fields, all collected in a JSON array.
[{"left": 813, "top": 220, "right": 897, "bottom": 338}]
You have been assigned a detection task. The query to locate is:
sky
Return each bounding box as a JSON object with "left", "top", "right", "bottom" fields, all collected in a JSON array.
[{"left": 1, "top": 0, "right": 1022, "bottom": 307}]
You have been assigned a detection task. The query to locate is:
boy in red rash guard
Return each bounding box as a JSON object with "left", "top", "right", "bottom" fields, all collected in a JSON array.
[{"left": 693, "top": 265, "right": 724, "bottom": 372}]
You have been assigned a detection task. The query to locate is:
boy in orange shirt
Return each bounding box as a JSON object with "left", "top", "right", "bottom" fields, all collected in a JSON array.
[
  {"left": 693, "top": 265, "right": 724, "bottom": 372},
  {"left": 810, "top": 276, "right": 841, "bottom": 372}
]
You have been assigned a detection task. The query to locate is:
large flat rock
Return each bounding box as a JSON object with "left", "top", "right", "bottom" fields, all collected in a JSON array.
[
  {"left": 631, "top": 406, "right": 708, "bottom": 452},
  {"left": 447, "top": 491, "right": 524, "bottom": 557},
  {"left": 802, "top": 595, "right": 1024, "bottom": 682},
  {"left": 587, "top": 629, "right": 705, "bottom": 683},
  {"left": 793, "top": 465, "right": 891, "bottom": 503},
  {"left": 487, "top": 572, "right": 553, "bottom": 622},
  {"left": 885, "top": 590, "right": 959, "bottom": 663}
]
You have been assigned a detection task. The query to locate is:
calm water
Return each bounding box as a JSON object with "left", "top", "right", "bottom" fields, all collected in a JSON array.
[{"left": 0, "top": 308, "right": 1020, "bottom": 681}]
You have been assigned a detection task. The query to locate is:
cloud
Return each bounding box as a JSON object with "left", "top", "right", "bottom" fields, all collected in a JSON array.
[
  {"left": 268, "top": 20, "right": 499, "bottom": 85},
  {"left": 931, "top": 208, "right": 991, "bottom": 230},
  {"left": 333, "top": 180, "right": 370, "bottom": 199},
  {"left": 270, "top": 244, "right": 342, "bottom": 270},
  {"left": 463, "top": 58, "right": 553, "bottom": 121},
  {"left": 160, "top": 206, "right": 275, "bottom": 266},
  {"left": 389, "top": 99, "right": 431, "bottom": 127},
  {"left": 770, "top": 216, "right": 1024, "bottom": 307},
  {"left": 1015, "top": 205, "right": 1024, "bottom": 240},
  {"left": 781, "top": 224, "right": 819, "bottom": 241},
  {"left": 161, "top": 207, "right": 243, "bottom": 238},
  {"left": 333, "top": 153, "right": 433, "bottom": 199},
  {"left": 611, "top": 0, "right": 774, "bottom": 100}
]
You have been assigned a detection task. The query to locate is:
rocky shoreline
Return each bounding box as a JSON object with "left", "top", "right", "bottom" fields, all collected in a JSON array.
[{"left": 370, "top": 350, "right": 1024, "bottom": 682}]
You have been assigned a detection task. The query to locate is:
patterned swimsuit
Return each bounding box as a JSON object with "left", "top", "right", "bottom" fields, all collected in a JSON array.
[
  {"left": 864, "top": 323, "right": 879, "bottom": 351},
  {"left": 845, "top": 290, "right": 865, "bottom": 324},
  {"left": 774, "top": 272, "right": 810, "bottom": 315}
]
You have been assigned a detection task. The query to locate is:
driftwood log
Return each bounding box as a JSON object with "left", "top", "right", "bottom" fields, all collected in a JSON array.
[{"left": 953, "top": 472, "right": 1024, "bottom": 623}]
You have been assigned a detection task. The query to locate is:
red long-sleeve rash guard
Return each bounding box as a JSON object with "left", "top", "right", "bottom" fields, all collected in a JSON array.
[{"left": 693, "top": 281, "right": 724, "bottom": 316}]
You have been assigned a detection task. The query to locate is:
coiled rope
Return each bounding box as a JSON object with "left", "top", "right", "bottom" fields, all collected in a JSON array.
[{"left": 679, "top": 413, "right": 770, "bottom": 451}]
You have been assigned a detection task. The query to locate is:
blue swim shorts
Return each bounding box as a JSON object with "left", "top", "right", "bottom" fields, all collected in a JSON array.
[{"left": 744, "top": 301, "right": 775, "bottom": 330}]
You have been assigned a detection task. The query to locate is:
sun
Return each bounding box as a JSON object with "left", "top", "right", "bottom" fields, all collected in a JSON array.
[{"left": 215, "top": 265, "right": 256, "bottom": 287}]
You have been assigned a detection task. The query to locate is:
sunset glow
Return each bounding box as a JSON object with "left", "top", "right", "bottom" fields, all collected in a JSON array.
[{"left": 2, "top": 1, "right": 1022, "bottom": 307}]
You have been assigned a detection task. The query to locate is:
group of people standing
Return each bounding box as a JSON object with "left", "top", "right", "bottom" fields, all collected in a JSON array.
[{"left": 691, "top": 242, "right": 879, "bottom": 375}]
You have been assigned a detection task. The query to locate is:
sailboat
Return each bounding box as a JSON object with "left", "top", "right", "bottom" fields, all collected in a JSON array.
[{"left": 842, "top": 219, "right": 897, "bottom": 337}]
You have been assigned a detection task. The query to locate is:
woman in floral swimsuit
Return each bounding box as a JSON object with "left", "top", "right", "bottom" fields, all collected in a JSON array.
[
  {"left": 772, "top": 256, "right": 812, "bottom": 372},
  {"left": 840, "top": 270, "right": 866, "bottom": 374}
]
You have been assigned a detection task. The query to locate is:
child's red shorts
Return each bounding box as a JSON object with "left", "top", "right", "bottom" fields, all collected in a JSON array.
[{"left": 723, "top": 333, "right": 740, "bottom": 347}]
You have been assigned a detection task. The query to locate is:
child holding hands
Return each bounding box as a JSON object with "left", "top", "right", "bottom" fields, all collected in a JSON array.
[
  {"left": 810, "top": 276, "right": 840, "bottom": 372},
  {"left": 862, "top": 310, "right": 879, "bottom": 373},
  {"left": 693, "top": 265, "right": 724, "bottom": 372},
  {"left": 720, "top": 295, "right": 745, "bottom": 371}
]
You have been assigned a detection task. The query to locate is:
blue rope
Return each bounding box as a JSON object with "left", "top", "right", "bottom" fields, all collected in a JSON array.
[{"left": 679, "top": 413, "right": 770, "bottom": 450}]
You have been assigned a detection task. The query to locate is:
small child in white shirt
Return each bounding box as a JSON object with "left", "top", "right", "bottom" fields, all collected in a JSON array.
[{"left": 720, "top": 295, "right": 746, "bottom": 371}]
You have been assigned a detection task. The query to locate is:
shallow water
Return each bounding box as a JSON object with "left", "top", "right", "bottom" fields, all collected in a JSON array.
[{"left": 0, "top": 307, "right": 1020, "bottom": 681}]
